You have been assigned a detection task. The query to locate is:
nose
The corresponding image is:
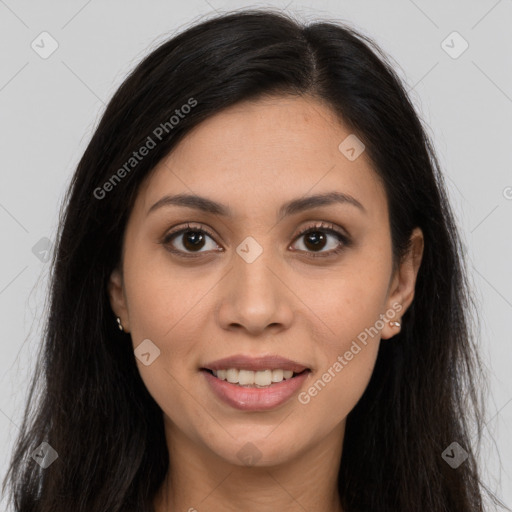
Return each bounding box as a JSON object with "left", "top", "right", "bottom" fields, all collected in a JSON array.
[{"left": 215, "top": 246, "right": 294, "bottom": 337}]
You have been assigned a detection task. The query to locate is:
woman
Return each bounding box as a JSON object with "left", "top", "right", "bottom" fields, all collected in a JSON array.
[{"left": 2, "top": 8, "right": 507, "bottom": 512}]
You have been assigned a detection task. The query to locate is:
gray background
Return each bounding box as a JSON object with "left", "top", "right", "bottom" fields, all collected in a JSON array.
[{"left": 0, "top": 0, "right": 511, "bottom": 509}]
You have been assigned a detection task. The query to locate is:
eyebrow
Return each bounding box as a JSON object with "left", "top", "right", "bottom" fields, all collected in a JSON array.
[{"left": 147, "top": 191, "right": 366, "bottom": 219}]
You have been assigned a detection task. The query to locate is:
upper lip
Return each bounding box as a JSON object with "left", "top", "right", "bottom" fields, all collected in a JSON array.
[{"left": 202, "top": 354, "right": 310, "bottom": 373}]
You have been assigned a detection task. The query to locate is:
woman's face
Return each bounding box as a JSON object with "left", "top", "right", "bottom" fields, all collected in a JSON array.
[{"left": 109, "top": 94, "right": 423, "bottom": 467}]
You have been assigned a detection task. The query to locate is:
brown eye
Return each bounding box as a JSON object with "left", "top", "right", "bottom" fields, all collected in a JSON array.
[
  {"left": 162, "top": 223, "right": 222, "bottom": 258},
  {"left": 179, "top": 230, "right": 207, "bottom": 251},
  {"left": 162, "top": 221, "right": 351, "bottom": 260},
  {"left": 290, "top": 222, "right": 351, "bottom": 258},
  {"left": 302, "top": 230, "right": 328, "bottom": 251}
]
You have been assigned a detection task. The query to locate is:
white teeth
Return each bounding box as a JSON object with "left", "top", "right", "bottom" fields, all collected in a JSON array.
[
  {"left": 238, "top": 370, "right": 255, "bottom": 385},
  {"left": 211, "top": 368, "right": 299, "bottom": 386},
  {"left": 271, "top": 369, "right": 284, "bottom": 382},
  {"left": 254, "top": 369, "right": 272, "bottom": 386},
  {"left": 226, "top": 368, "right": 239, "bottom": 383}
]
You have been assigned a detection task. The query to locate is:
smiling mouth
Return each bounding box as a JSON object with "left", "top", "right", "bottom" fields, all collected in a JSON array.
[{"left": 201, "top": 368, "right": 310, "bottom": 388}]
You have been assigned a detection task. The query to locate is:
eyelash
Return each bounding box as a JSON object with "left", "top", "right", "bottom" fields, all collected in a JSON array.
[{"left": 161, "top": 221, "right": 351, "bottom": 260}]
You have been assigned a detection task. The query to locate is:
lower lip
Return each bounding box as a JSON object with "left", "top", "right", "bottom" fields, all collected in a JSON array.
[{"left": 202, "top": 370, "right": 310, "bottom": 411}]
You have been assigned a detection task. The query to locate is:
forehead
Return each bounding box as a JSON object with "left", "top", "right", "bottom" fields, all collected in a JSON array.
[{"left": 137, "top": 95, "right": 387, "bottom": 221}]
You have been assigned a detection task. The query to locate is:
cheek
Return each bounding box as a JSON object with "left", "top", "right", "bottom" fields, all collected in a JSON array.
[
  {"left": 293, "top": 260, "right": 389, "bottom": 426},
  {"left": 295, "top": 304, "right": 382, "bottom": 436},
  {"left": 295, "top": 249, "right": 390, "bottom": 356},
  {"left": 123, "top": 255, "right": 212, "bottom": 430},
  {"left": 119, "top": 255, "right": 207, "bottom": 425},
  {"left": 123, "top": 243, "right": 208, "bottom": 345}
]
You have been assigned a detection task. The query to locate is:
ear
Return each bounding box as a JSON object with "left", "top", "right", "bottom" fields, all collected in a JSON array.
[
  {"left": 381, "top": 227, "right": 424, "bottom": 340},
  {"left": 107, "top": 267, "right": 130, "bottom": 333}
]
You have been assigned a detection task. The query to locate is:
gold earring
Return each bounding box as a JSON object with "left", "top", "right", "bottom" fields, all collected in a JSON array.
[
  {"left": 389, "top": 321, "right": 401, "bottom": 328},
  {"left": 116, "top": 317, "right": 124, "bottom": 332}
]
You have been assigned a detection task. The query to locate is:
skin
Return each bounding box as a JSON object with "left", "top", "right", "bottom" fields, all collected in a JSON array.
[{"left": 108, "top": 94, "right": 424, "bottom": 512}]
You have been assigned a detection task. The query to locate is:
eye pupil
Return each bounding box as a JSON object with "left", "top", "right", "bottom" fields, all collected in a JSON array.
[
  {"left": 183, "top": 230, "right": 206, "bottom": 251},
  {"left": 304, "top": 231, "right": 326, "bottom": 251}
]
